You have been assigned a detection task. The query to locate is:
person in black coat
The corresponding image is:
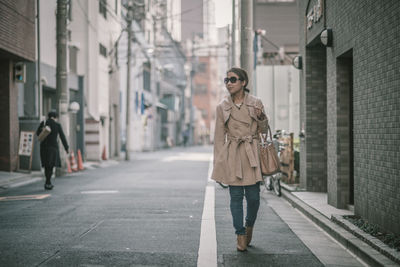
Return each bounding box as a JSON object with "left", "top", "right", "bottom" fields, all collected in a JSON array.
[{"left": 36, "top": 111, "right": 69, "bottom": 190}]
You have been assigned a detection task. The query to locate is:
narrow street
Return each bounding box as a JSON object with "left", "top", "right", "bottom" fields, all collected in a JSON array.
[{"left": 0, "top": 146, "right": 365, "bottom": 266}]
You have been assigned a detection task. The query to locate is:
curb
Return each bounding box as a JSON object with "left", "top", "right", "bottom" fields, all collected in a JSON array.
[
  {"left": 281, "top": 188, "right": 398, "bottom": 267},
  {"left": 332, "top": 215, "right": 400, "bottom": 265},
  {"left": 0, "top": 173, "right": 43, "bottom": 190}
]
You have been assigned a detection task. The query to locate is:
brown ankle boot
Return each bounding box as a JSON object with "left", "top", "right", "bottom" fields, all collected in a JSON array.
[
  {"left": 246, "top": 226, "right": 254, "bottom": 246},
  {"left": 237, "top": 234, "right": 247, "bottom": 252}
]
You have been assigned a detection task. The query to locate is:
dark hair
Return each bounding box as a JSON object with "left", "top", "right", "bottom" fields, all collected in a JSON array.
[
  {"left": 227, "top": 67, "right": 249, "bottom": 93},
  {"left": 48, "top": 110, "right": 58, "bottom": 119}
]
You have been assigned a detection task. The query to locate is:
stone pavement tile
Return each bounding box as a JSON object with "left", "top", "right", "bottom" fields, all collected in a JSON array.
[
  {"left": 322, "top": 255, "right": 366, "bottom": 266},
  {"left": 291, "top": 191, "right": 353, "bottom": 218},
  {"left": 264, "top": 191, "right": 366, "bottom": 267}
]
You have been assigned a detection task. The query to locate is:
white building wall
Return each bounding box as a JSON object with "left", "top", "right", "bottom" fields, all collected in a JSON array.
[
  {"left": 119, "top": 39, "right": 152, "bottom": 152},
  {"left": 203, "top": 0, "right": 217, "bottom": 45},
  {"left": 40, "top": 1, "right": 57, "bottom": 67},
  {"left": 167, "top": 0, "right": 181, "bottom": 42},
  {"left": 69, "top": 0, "right": 121, "bottom": 160}
]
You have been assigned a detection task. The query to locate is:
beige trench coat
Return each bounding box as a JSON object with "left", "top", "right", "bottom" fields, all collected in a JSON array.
[{"left": 211, "top": 93, "right": 269, "bottom": 186}]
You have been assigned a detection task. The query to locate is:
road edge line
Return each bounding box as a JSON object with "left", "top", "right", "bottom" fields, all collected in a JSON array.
[{"left": 197, "top": 156, "right": 217, "bottom": 267}]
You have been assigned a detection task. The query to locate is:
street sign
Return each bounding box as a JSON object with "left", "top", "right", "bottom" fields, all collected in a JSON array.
[
  {"left": 18, "top": 131, "right": 34, "bottom": 156},
  {"left": 18, "top": 131, "right": 35, "bottom": 172}
]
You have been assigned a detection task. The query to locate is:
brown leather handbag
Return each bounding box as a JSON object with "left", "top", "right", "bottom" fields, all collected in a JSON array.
[
  {"left": 259, "top": 126, "right": 280, "bottom": 176},
  {"left": 37, "top": 123, "right": 51, "bottom": 142}
]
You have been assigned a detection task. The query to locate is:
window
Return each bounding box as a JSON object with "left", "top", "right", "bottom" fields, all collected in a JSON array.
[
  {"left": 68, "top": 0, "right": 73, "bottom": 21},
  {"left": 201, "top": 109, "right": 208, "bottom": 118},
  {"left": 195, "top": 84, "right": 207, "bottom": 94},
  {"left": 99, "top": 0, "right": 107, "bottom": 19},
  {"left": 143, "top": 62, "right": 151, "bottom": 91},
  {"left": 69, "top": 46, "right": 78, "bottom": 73},
  {"left": 156, "top": 82, "right": 160, "bottom": 96},
  {"left": 99, "top": 43, "right": 107, "bottom": 58},
  {"left": 197, "top": 63, "right": 207, "bottom": 73}
]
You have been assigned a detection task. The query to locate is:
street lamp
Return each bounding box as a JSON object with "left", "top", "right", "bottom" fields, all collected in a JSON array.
[
  {"left": 320, "top": 28, "right": 333, "bottom": 47},
  {"left": 69, "top": 101, "right": 80, "bottom": 113},
  {"left": 292, "top": 55, "right": 302, "bottom": 70}
]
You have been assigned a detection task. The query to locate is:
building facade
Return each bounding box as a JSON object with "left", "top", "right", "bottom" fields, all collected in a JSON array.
[
  {"left": 76, "top": 0, "right": 122, "bottom": 161},
  {"left": 298, "top": 0, "right": 400, "bottom": 235},
  {"left": 0, "top": 0, "right": 36, "bottom": 171},
  {"left": 181, "top": 0, "right": 219, "bottom": 145}
]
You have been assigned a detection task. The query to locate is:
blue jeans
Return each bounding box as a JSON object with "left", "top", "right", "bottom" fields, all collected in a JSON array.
[{"left": 229, "top": 183, "right": 260, "bottom": 235}]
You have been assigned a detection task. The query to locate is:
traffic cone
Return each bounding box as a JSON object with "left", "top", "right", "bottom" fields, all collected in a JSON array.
[
  {"left": 67, "top": 157, "right": 72, "bottom": 173},
  {"left": 77, "top": 149, "right": 84, "bottom": 170},
  {"left": 101, "top": 146, "right": 107, "bottom": 161},
  {"left": 70, "top": 151, "right": 78, "bottom": 172}
]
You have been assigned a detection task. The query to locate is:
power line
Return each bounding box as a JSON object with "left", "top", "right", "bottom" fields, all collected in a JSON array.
[
  {"left": 75, "top": 0, "right": 97, "bottom": 32},
  {"left": 259, "top": 34, "right": 295, "bottom": 60},
  {"left": 154, "top": 0, "right": 211, "bottom": 21},
  {"left": 181, "top": 19, "right": 216, "bottom": 25},
  {"left": 117, "top": 55, "right": 228, "bottom": 61}
]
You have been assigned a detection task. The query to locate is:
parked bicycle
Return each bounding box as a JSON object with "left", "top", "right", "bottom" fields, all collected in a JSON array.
[{"left": 264, "top": 172, "right": 282, "bottom": 196}]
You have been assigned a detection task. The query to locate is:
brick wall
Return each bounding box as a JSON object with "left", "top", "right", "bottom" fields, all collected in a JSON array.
[
  {"left": 302, "top": 45, "right": 327, "bottom": 192},
  {"left": 0, "top": 0, "right": 35, "bottom": 61},
  {"left": 327, "top": 55, "right": 352, "bottom": 208},
  {"left": 299, "top": 0, "right": 400, "bottom": 235}
]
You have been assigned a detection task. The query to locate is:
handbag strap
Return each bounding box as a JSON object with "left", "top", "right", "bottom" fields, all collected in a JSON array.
[{"left": 259, "top": 125, "right": 273, "bottom": 145}]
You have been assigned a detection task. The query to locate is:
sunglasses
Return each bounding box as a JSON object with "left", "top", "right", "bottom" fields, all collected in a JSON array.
[{"left": 224, "top": 77, "right": 242, "bottom": 84}]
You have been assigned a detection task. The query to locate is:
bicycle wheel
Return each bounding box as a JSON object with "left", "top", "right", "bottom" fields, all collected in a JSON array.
[
  {"left": 273, "top": 178, "right": 281, "bottom": 196},
  {"left": 265, "top": 177, "right": 273, "bottom": 191}
]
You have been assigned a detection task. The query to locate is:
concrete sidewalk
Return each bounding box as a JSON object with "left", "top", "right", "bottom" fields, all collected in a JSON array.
[
  {"left": 281, "top": 183, "right": 400, "bottom": 266},
  {"left": 0, "top": 170, "right": 43, "bottom": 190},
  {"left": 0, "top": 159, "right": 120, "bottom": 190}
]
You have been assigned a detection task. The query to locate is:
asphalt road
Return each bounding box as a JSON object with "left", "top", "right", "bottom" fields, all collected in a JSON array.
[{"left": 0, "top": 146, "right": 325, "bottom": 266}]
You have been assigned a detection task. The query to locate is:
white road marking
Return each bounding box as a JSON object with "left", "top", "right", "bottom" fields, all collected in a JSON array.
[
  {"left": 0, "top": 194, "right": 50, "bottom": 201},
  {"left": 162, "top": 153, "right": 212, "bottom": 162},
  {"left": 80, "top": 190, "right": 119, "bottom": 194},
  {"left": 197, "top": 156, "right": 217, "bottom": 267}
]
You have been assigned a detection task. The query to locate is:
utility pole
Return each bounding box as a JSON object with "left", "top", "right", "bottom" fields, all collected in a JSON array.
[
  {"left": 125, "top": 1, "right": 133, "bottom": 161},
  {"left": 240, "top": 0, "right": 253, "bottom": 88},
  {"left": 189, "top": 37, "right": 195, "bottom": 146},
  {"left": 227, "top": 25, "right": 231, "bottom": 67},
  {"left": 231, "top": 0, "right": 236, "bottom": 66},
  {"left": 56, "top": 0, "right": 69, "bottom": 175}
]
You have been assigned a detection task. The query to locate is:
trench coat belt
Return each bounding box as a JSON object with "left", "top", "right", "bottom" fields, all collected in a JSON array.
[{"left": 227, "top": 134, "right": 259, "bottom": 179}]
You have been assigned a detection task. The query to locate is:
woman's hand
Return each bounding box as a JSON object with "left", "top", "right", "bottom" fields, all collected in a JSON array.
[{"left": 255, "top": 108, "right": 266, "bottom": 120}]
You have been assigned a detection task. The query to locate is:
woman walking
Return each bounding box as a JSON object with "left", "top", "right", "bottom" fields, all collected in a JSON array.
[
  {"left": 36, "top": 111, "right": 69, "bottom": 190},
  {"left": 211, "top": 67, "right": 269, "bottom": 252}
]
